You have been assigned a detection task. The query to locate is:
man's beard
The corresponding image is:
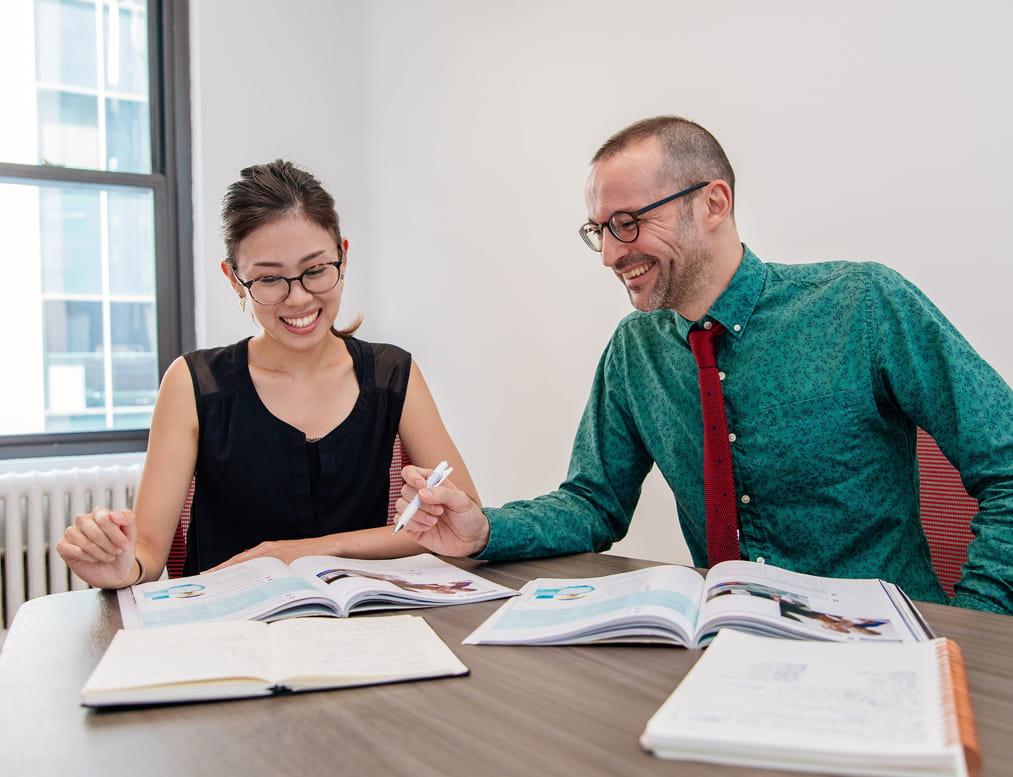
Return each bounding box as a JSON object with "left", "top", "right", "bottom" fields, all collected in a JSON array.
[{"left": 628, "top": 228, "right": 710, "bottom": 314}]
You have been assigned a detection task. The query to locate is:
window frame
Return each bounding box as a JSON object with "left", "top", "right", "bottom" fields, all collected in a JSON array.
[{"left": 0, "top": 0, "right": 193, "bottom": 459}]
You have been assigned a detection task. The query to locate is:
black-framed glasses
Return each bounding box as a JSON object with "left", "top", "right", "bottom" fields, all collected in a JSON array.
[
  {"left": 578, "top": 182, "right": 711, "bottom": 252},
  {"left": 233, "top": 260, "right": 343, "bottom": 305}
]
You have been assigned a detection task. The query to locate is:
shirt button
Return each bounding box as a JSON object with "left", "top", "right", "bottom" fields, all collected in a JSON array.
[
  {"left": 740, "top": 494, "right": 751, "bottom": 504},
  {"left": 718, "top": 371, "right": 726, "bottom": 381},
  {"left": 756, "top": 556, "right": 766, "bottom": 564},
  {"left": 728, "top": 433, "right": 736, "bottom": 442},
  {"left": 733, "top": 324, "right": 742, "bottom": 332},
  {"left": 703, "top": 320, "right": 713, "bottom": 330}
]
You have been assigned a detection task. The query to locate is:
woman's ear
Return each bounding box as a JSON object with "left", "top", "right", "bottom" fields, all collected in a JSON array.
[{"left": 221, "top": 261, "right": 244, "bottom": 296}]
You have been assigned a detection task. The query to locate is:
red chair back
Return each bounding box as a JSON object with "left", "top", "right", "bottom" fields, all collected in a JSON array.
[{"left": 917, "top": 428, "right": 977, "bottom": 598}]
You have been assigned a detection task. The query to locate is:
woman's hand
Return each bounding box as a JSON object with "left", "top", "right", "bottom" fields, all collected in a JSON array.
[
  {"left": 205, "top": 538, "right": 325, "bottom": 572},
  {"left": 56, "top": 507, "right": 139, "bottom": 589}
]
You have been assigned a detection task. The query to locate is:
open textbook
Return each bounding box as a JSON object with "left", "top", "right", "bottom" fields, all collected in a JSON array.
[
  {"left": 641, "top": 629, "right": 981, "bottom": 777},
  {"left": 82, "top": 615, "right": 469, "bottom": 707},
  {"left": 118, "top": 553, "right": 516, "bottom": 629},
  {"left": 463, "top": 560, "right": 933, "bottom": 648}
]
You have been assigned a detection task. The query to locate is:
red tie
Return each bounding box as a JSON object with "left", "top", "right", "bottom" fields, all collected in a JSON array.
[{"left": 688, "top": 321, "right": 740, "bottom": 566}]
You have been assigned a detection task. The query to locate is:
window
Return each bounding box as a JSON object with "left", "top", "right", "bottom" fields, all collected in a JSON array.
[{"left": 0, "top": 0, "right": 192, "bottom": 457}]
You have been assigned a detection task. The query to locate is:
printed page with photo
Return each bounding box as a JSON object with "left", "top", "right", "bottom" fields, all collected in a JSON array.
[
  {"left": 286, "top": 554, "right": 517, "bottom": 611},
  {"left": 118, "top": 556, "right": 339, "bottom": 629},
  {"left": 464, "top": 565, "right": 709, "bottom": 646},
  {"left": 463, "top": 560, "right": 932, "bottom": 648},
  {"left": 118, "top": 554, "right": 516, "bottom": 629},
  {"left": 696, "top": 561, "right": 932, "bottom": 645}
]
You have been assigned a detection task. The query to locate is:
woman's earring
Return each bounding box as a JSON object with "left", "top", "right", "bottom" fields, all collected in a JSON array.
[{"left": 239, "top": 295, "right": 246, "bottom": 312}]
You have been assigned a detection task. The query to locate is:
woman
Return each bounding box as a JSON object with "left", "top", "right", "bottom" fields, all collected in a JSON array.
[{"left": 57, "top": 160, "right": 478, "bottom": 588}]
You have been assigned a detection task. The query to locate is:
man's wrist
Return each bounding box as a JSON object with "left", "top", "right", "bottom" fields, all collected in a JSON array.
[{"left": 469, "top": 513, "right": 492, "bottom": 558}]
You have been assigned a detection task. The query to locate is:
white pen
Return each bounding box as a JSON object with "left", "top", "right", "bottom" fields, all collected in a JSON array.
[{"left": 393, "top": 461, "right": 453, "bottom": 534}]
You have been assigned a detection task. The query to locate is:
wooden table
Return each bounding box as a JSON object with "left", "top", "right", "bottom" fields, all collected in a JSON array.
[{"left": 1, "top": 553, "right": 1010, "bottom": 777}]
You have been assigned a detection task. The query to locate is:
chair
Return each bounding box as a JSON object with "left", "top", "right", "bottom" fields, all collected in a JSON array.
[
  {"left": 917, "top": 427, "right": 977, "bottom": 598},
  {"left": 166, "top": 436, "right": 412, "bottom": 578}
]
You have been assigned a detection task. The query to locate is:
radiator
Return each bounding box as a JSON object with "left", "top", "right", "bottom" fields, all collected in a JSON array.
[{"left": 0, "top": 465, "right": 142, "bottom": 628}]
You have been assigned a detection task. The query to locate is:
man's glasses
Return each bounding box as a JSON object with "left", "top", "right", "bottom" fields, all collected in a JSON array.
[
  {"left": 232, "top": 260, "right": 343, "bottom": 305},
  {"left": 578, "top": 182, "right": 710, "bottom": 252}
]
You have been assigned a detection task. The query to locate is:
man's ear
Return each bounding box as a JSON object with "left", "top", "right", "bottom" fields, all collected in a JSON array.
[{"left": 699, "top": 180, "right": 733, "bottom": 231}]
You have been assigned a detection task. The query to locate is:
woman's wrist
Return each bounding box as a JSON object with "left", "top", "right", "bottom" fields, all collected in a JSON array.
[
  {"left": 125, "top": 556, "right": 145, "bottom": 587},
  {"left": 331, "top": 535, "right": 347, "bottom": 558}
]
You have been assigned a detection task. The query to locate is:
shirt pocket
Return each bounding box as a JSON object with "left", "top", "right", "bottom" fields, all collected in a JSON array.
[{"left": 734, "top": 389, "right": 864, "bottom": 499}]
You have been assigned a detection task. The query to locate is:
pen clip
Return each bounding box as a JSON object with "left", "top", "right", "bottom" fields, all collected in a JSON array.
[{"left": 427, "top": 461, "right": 449, "bottom": 486}]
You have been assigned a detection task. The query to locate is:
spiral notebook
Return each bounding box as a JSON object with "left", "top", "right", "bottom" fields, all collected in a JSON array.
[{"left": 641, "top": 629, "right": 981, "bottom": 777}]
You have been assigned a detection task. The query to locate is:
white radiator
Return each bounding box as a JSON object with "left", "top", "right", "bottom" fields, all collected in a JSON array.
[{"left": 0, "top": 464, "right": 142, "bottom": 628}]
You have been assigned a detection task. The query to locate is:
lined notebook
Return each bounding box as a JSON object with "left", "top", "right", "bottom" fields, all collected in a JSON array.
[
  {"left": 81, "top": 615, "right": 469, "bottom": 707},
  {"left": 641, "top": 629, "right": 981, "bottom": 777}
]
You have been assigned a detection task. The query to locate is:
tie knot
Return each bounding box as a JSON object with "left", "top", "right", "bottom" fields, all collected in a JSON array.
[{"left": 689, "top": 321, "right": 726, "bottom": 368}]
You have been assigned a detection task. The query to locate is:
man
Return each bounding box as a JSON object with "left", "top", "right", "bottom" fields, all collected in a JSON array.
[{"left": 400, "top": 115, "right": 1013, "bottom": 614}]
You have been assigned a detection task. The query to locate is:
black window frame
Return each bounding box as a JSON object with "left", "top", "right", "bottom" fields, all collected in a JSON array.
[{"left": 0, "top": 0, "right": 193, "bottom": 459}]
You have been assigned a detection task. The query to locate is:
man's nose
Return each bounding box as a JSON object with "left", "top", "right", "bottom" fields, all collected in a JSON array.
[{"left": 600, "top": 230, "right": 633, "bottom": 268}]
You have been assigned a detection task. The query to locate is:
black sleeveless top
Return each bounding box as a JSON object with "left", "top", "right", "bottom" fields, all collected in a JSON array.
[{"left": 181, "top": 336, "right": 411, "bottom": 575}]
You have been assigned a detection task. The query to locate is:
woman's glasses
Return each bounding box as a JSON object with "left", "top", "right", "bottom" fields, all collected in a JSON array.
[{"left": 232, "top": 260, "right": 342, "bottom": 305}]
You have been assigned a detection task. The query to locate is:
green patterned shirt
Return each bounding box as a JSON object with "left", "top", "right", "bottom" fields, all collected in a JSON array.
[{"left": 480, "top": 247, "right": 1013, "bottom": 613}]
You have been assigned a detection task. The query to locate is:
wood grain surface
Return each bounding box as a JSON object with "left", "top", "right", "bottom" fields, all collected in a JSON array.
[{"left": 1, "top": 553, "right": 1009, "bottom": 777}]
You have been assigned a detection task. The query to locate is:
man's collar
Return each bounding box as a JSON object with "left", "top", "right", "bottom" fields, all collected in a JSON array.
[{"left": 672, "top": 244, "right": 765, "bottom": 342}]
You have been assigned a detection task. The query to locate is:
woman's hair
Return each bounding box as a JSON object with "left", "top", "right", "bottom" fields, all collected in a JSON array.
[{"left": 221, "top": 159, "right": 360, "bottom": 337}]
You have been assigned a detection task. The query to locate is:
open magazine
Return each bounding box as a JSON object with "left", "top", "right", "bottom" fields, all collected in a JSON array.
[
  {"left": 117, "top": 553, "right": 516, "bottom": 629},
  {"left": 463, "top": 560, "right": 934, "bottom": 648}
]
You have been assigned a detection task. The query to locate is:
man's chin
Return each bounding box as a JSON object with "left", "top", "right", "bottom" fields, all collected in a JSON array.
[{"left": 626, "top": 287, "right": 665, "bottom": 313}]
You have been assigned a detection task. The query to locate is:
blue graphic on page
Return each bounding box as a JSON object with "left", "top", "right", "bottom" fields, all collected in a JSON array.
[
  {"left": 534, "top": 585, "right": 596, "bottom": 600},
  {"left": 144, "top": 583, "right": 206, "bottom": 600},
  {"left": 496, "top": 589, "right": 698, "bottom": 630},
  {"left": 137, "top": 577, "right": 319, "bottom": 628}
]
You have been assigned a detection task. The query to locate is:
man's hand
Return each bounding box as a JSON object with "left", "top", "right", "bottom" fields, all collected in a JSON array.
[{"left": 398, "top": 465, "right": 490, "bottom": 557}]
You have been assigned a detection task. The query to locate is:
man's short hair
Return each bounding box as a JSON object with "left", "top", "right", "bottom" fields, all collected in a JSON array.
[{"left": 592, "top": 116, "right": 736, "bottom": 208}]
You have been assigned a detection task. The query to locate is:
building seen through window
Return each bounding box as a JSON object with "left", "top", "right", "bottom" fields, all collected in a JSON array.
[{"left": 0, "top": 0, "right": 190, "bottom": 451}]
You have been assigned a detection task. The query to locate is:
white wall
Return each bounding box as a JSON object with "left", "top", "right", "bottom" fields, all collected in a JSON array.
[
  {"left": 191, "top": 0, "right": 1013, "bottom": 566},
  {"left": 189, "top": 0, "right": 370, "bottom": 348}
]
